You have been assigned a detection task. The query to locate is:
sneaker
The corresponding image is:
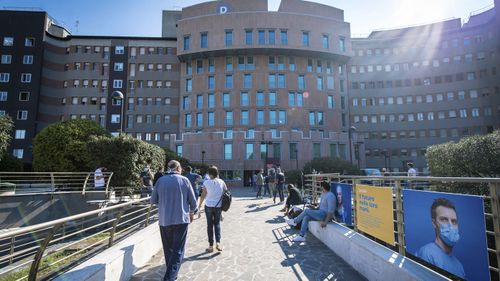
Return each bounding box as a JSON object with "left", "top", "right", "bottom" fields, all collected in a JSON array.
[
  {"left": 206, "top": 246, "right": 214, "bottom": 253},
  {"left": 216, "top": 243, "right": 223, "bottom": 251},
  {"left": 286, "top": 218, "right": 297, "bottom": 227},
  {"left": 293, "top": 235, "right": 306, "bottom": 242}
]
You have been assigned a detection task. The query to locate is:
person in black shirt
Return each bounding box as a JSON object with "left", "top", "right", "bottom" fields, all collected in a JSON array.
[
  {"left": 281, "top": 184, "right": 303, "bottom": 213},
  {"left": 153, "top": 166, "right": 165, "bottom": 186}
]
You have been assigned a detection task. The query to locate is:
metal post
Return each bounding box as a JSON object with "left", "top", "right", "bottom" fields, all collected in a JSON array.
[
  {"left": 29, "top": 223, "right": 63, "bottom": 281},
  {"left": 9, "top": 236, "right": 15, "bottom": 265},
  {"left": 50, "top": 172, "right": 55, "bottom": 190},
  {"left": 105, "top": 172, "right": 114, "bottom": 199},
  {"left": 108, "top": 208, "right": 126, "bottom": 248},
  {"left": 82, "top": 173, "right": 91, "bottom": 196},
  {"left": 352, "top": 178, "right": 359, "bottom": 232},
  {"left": 144, "top": 205, "right": 153, "bottom": 227},
  {"left": 394, "top": 180, "right": 406, "bottom": 255},
  {"left": 489, "top": 182, "right": 500, "bottom": 280}
]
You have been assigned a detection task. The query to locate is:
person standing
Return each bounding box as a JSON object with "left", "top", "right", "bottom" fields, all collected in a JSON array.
[
  {"left": 94, "top": 166, "right": 106, "bottom": 189},
  {"left": 268, "top": 167, "right": 277, "bottom": 203},
  {"left": 275, "top": 170, "right": 285, "bottom": 204},
  {"left": 185, "top": 166, "right": 202, "bottom": 201},
  {"left": 407, "top": 162, "right": 417, "bottom": 177},
  {"left": 198, "top": 165, "right": 227, "bottom": 253},
  {"left": 151, "top": 160, "right": 197, "bottom": 281},
  {"left": 153, "top": 166, "right": 165, "bottom": 186},
  {"left": 141, "top": 160, "right": 154, "bottom": 198},
  {"left": 255, "top": 169, "right": 264, "bottom": 198}
]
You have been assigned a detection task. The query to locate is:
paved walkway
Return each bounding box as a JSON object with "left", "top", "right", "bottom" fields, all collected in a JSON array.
[{"left": 130, "top": 187, "right": 366, "bottom": 281}]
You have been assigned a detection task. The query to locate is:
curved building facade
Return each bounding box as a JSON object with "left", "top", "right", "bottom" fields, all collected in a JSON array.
[
  {"left": 349, "top": 5, "right": 500, "bottom": 173},
  {"left": 169, "top": 0, "right": 359, "bottom": 178}
]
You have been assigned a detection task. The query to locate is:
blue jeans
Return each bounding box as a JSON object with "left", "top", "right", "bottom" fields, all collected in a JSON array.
[
  {"left": 256, "top": 185, "right": 263, "bottom": 197},
  {"left": 205, "top": 206, "right": 222, "bottom": 246},
  {"left": 294, "top": 208, "right": 326, "bottom": 237},
  {"left": 274, "top": 184, "right": 284, "bottom": 203},
  {"left": 159, "top": 224, "right": 189, "bottom": 281}
]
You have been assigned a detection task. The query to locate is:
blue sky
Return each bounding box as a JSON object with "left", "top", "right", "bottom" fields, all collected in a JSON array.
[{"left": 0, "top": 0, "right": 494, "bottom": 37}]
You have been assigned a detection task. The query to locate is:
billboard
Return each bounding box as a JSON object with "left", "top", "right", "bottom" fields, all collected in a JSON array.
[
  {"left": 331, "top": 183, "right": 353, "bottom": 226},
  {"left": 355, "top": 184, "right": 394, "bottom": 245},
  {"left": 403, "top": 190, "right": 489, "bottom": 280}
]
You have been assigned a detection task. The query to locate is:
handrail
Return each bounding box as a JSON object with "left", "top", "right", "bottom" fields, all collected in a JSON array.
[
  {"left": 307, "top": 174, "right": 500, "bottom": 183},
  {"left": 0, "top": 197, "right": 149, "bottom": 240}
]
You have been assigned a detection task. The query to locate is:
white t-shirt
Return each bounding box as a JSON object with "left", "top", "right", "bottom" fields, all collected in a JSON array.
[
  {"left": 203, "top": 178, "right": 226, "bottom": 207},
  {"left": 94, "top": 168, "right": 105, "bottom": 188},
  {"left": 408, "top": 168, "right": 417, "bottom": 177}
]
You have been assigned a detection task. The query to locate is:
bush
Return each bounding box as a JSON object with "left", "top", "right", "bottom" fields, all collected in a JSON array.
[
  {"left": 162, "top": 147, "right": 208, "bottom": 173},
  {"left": 303, "top": 157, "right": 360, "bottom": 175},
  {"left": 0, "top": 154, "right": 23, "bottom": 171},
  {"left": 0, "top": 115, "right": 13, "bottom": 160},
  {"left": 33, "top": 120, "right": 110, "bottom": 171},
  {"left": 87, "top": 135, "right": 165, "bottom": 187},
  {"left": 285, "top": 170, "right": 304, "bottom": 189}
]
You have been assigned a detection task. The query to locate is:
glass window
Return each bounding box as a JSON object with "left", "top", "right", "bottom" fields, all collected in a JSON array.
[
  {"left": 196, "top": 60, "right": 203, "bottom": 73},
  {"left": 184, "top": 113, "right": 192, "bottom": 128},
  {"left": 1, "top": 55, "right": 12, "bottom": 64},
  {"left": 280, "top": 30, "right": 288, "bottom": 45},
  {"left": 244, "top": 74, "right": 252, "bottom": 88},
  {"left": 269, "top": 92, "right": 277, "bottom": 106},
  {"left": 258, "top": 30, "right": 265, "bottom": 45},
  {"left": 223, "top": 93, "right": 231, "bottom": 107},
  {"left": 245, "top": 30, "right": 253, "bottom": 45},
  {"left": 196, "top": 95, "right": 203, "bottom": 108},
  {"left": 224, "top": 144, "right": 232, "bottom": 160},
  {"left": 115, "top": 46, "right": 124, "bottom": 54},
  {"left": 278, "top": 74, "right": 285, "bottom": 88},
  {"left": 309, "top": 112, "right": 315, "bottom": 125},
  {"left": 208, "top": 112, "right": 215, "bottom": 126},
  {"left": 186, "top": 79, "right": 192, "bottom": 92},
  {"left": 200, "top": 32, "right": 208, "bottom": 48},
  {"left": 226, "top": 56, "right": 233, "bottom": 71},
  {"left": 208, "top": 76, "right": 215, "bottom": 90},
  {"left": 241, "top": 110, "right": 249, "bottom": 125},
  {"left": 317, "top": 77, "right": 323, "bottom": 91},
  {"left": 246, "top": 143, "right": 254, "bottom": 159},
  {"left": 302, "top": 32, "right": 309, "bottom": 47},
  {"left": 256, "top": 110, "right": 264, "bottom": 124},
  {"left": 279, "top": 110, "right": 286, "bottom": 124},
  {"left": 298, "top": 75, "right": 305, "bottom": 89},
  {"left": 339, "top": 37, "right": 346, "bottom": 52},
  {"left": 225, "top": 75, "right": 233, "bottom": 89},
  {"left": 269, "top": 110, "right": 277, "bottom": 125},
  {"left": 3, "top": 37, "right": 14, "bottom": 46},
  {"left": 196, "top": 113, "right": 203, "bottom": 126},
  {"left": 208, "top": 58, "right": 215, "bottom": 73},
  {"left": 240, "top": 92, "right": 249, "bottom": 106},
  {"left": 256, "top": 92, "right": 264, "bottom": 106},
  {"left": 268, "top": 30, "right": 275, "bottom": 45},
  {"left": 328, "top": 96, "right": 334, "bottom": 109},
  {"left": 225, "top": 31, "right": 233, "bottom": 46},
  {"left": 268, "top": 74, "right": 276, "bottom": 88},
  {"left": 289, "top": 56, "right": 295, "bottom": 71},
  {"left": 322, "top": 35, "right": 329, "bottom": 49}
]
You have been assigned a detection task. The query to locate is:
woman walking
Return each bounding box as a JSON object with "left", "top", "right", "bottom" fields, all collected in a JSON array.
[{"left": 198, "top": 165, "right": 227, "bottom": 252}]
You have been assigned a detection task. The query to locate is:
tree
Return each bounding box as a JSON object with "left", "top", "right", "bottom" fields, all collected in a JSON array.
[
  {"left": 0, "top": 154, "right": 23, "bottom": 171},
  {"left": 32, "top": 120, "right": 110, "bottom": 171},
  {"left": 303, "top": 157, "right": 360, "bottom": 175},
  {"left": 87, "top": 135, "right": 165, "bottom": 187},
  {"left": 0, "top": 115, "right": 13, "bottom": 160}
]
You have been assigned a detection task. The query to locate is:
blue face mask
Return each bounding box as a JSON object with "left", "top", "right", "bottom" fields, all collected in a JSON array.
[{"left": 439, "top": 223, "right": 460, "bottom": 247}]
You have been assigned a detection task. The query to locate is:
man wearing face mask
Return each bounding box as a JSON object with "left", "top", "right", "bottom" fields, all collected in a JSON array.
[{"left": 416, "top": 198, "right": 465, "bottom": 279}]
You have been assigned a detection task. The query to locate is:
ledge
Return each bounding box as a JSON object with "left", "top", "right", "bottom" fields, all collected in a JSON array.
[
  {"left": 308, "top": 221, "right": 451, "bottom": 281},
  {"left": 55, "top": 221, "right": 162, "bottom": 281}
]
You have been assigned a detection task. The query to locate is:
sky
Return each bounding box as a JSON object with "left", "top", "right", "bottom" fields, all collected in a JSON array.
[{"left": 0, "top": 0, "right": 495, "bottom": 37}]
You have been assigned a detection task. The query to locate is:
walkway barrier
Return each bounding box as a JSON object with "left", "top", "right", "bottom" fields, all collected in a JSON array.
[
  {"left": 0, "top": 197, "right": 157, "bottom": 281},
  {"left": 0, "top": 172, "right": 114, "bottom": 196},
  {"left": 305, "top": 174, "right": 500, "bottom": 281}
]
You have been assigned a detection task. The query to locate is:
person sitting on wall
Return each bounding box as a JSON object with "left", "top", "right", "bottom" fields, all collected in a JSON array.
[
  {"left": 280, "top": 184, "right": 303, "bottom": 213},
  {"left": 286, "top": 181, "right": 336, "bottom": 242}
]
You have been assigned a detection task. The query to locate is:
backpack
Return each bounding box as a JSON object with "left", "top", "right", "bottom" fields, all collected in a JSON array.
[
  {"left": 217, "top": 189, "right": 232, "bottom": 212},
  {"left": 141, "top": 169, "right": 152, "bottom": 186}
]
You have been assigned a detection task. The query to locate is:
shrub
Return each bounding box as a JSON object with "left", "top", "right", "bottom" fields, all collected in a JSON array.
[
  {"left": 33, "top": 120, "right": 110, "bottom": 171},
  {"left": 303, "top": 157, "right": 361, "bottom": 175},
  {"left": 0, "top": 154, "right": 23, "bottom": 171},
  {"left": 0, "top": 115, "right": 13, "bottom": 160}
]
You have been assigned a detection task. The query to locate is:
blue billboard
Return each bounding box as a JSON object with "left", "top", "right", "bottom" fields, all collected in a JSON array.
[
  {"left": 403, "top": 190, "right": 489, "bottom": 280},
  {"left": 331, "top": 183, "right": 353, "bottom": 226}
]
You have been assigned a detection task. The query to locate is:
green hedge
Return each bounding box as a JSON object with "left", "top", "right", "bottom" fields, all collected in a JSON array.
[
  {"left": 87, "top": 135, "right": 165, "bottom": 187},
  {"left": 0, "top": 115, "right": 13, "bottom": 160},
  {"left": 303, "top": 157, "right": 360, "bottom": 175},
  {"left": 0, "top": 154, "right": 23, "bottom": 171}
]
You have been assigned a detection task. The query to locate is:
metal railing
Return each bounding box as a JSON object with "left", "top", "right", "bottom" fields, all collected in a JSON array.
[
  {"left": 304, "top": 174, "right": 500, "bottom": 281},
  {"left": 0, "top": 172, "right": 114, "bottom": 196},
  {"left": 0, "top": 197, "right": 157, "bottom": 281}
]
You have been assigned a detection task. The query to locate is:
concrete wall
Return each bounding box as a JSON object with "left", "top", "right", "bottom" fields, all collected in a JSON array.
[{"left": 308, "top": 221, "right": 451, "bottom": 281}]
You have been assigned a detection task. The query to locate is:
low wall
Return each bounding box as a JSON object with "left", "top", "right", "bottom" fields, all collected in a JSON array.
[
  {"left": 308, "top": 221, "right": 451, "bottom": 281},
  {"left": 55, "top": 221, "right": 162, "bottom": 281}
]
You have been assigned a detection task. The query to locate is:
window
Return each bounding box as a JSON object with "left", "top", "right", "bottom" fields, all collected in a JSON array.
[
  {"left": 298, "top": 75, "right": 305, "bottom": 89},
  {"left": 114, "top": 63, "right": 123, "bottom": 71},
  {"left": 13, "top": 149, "right": 23, "bottom": 159},
  {"left": 1, "top": 55, "right": 11, "bottom": 64},
  {"left": 113, "top": 79, "right": 123, "bottom": 89},
  {"left": 115, "top": 46, "right": 124, "bottom": 54},
  {"left": 269, "top": 92, "right": 277, "bottom": 106},
  {"left": 208, "top": 58, "right": 215, "bottom": 73},
  {"left": 238, "top": 56, "right": 245, "bottom": 70},
  {"left": 25, "top": 37, "right": 35, "bottom": 47},
  {"left": 111, "top": 114, "right": 121, "bottom": 123},
  {"left": 185, "top": 113, "right": 192, "bottom": 128},
  {"left": 279, "top": 110, "right": 286, "bottom": 124},
  {"left": 224, "top": 144, "right": 232, "bottom": 160},
  {"left": 21, "top": 73, "right": 31, "bottom": 83},
  {"left": 226, "top": 56, "right": 233, "bottom": 71},
  {"left": 313, "top": 143, "right": 321, "bottom": 159},
  {"left": 186, "top": 79, "right": 192, "bottom": 92},
  {"left": 280, "top": 30, "right": 288, "bottom": 45},
  {"left": 247, "top": 56, "right": 254, "bottom": 70},
  {"left": 317, "top": 77, "right": 323, "bottom": 91},
  {"left": 0, "top": 91, "right": 7, "bottom": 101},
  {"left": 176, "top": 145, "right": 183, "bottom": 157},
  {"left": 208, "top": 76, "right": 215, "bottom": 90},
  {"left": 200, "top": 32, "right": 208, "bottom": 48},
  {"left": 182, "top": 96, "right": 190, "bottom": 110},
  {"left": 268, "top": 30, "right": 275, "bottom": 45},
  {"left": 256, "top": 92, "right": 264, "bottom": 106},
  {"left": 3, "top": 37, "right": 14, "bottom": 46},
  {"left": 183, "top": 35, "right": 190, "bottom": 50},
  {"left": 208, "top": 112, "right": 215, "bottom": 126},
  {"left": 196, "top": 113, "right": 203, "bottom": 127},
  {"left": 225, "top": 75, "right": 233, "bottom": 89},
  {"left": 225, "top": 30, "right": 233, "bottom": 46},
  {"left": 225, "top": 111, "right": 233, "bottom": 125},
  {"left": 196, "top": 95, "right": 203, "bottom": 109},
  {"left": 241, "top": 110, "right": 249, "bottom": 125},
  {"left": 322, "top": 35, "right": 329, "bottom": 49},
  {"left": 258, "top": 30, "right": 265, "bottom": 45},
  {"left": 245, "top": 30, "right": 253, "bottom": 45},
  {"left": 15, "top": 130, "right": 26, "bottom": 139},
  {"left": 223, "top": 93, "right": 231, "bottom": 107},
  {"left": 256, "top": 110, "right": 264, "bottom": 125},
  {"left": 289, "top": 56, "right": 295, "bottom": 71},
  {"left": 17, "top": 110, "right": 28, "bottom": 120},
  {"left": 278, "top": 74, "right": 285, "bottom": 88},
  {"left": 302, "top": 31, "right": 309, "bottom": 47},
  {"left": 339, "top": 37, "right": 346, "bottom": 52},
  {"left": 245, "top": 143, "right": 254, "bottom": 159},
  {"left": 328, "top": 96, "right": 334, "bottom": 109},
  {"left": 19, "top": 91, "right": 30, "bottom": 101},
  {"left": 268, "top": 74, "right": 276, "bottom": 88}
]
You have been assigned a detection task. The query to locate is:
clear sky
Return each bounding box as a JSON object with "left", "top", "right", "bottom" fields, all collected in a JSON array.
[{"left": 0, "top": 0, "right": 494, "bottom": 37}]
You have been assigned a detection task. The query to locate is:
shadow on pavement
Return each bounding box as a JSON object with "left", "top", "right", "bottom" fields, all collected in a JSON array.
[
  {"left": 184, "top": 251, "right": 221, "bottom": 261},
  {"left": 245, "top": 203, "right": 275, "bottom": 213},
  {"left": 265, "top": 215, "right": 286, "bottom": 224}
]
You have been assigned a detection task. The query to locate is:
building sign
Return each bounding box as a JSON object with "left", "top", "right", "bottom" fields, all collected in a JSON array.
[
  {"left": 355, "top": 184, "right": 394, "bottom": 245},
  {"left": 217, "top": 4, "right": 230, "bottom": 14}
]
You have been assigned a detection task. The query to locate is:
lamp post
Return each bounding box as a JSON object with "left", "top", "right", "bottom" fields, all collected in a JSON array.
[
  {"left": 111, "top": 91, "right": 124, "bottom": 134},
  {"left": 201, "top": 150, "right": 206, "bottom": 165},
  {"left": 348, "top": 126, "right": 356, "bottom": 165}
]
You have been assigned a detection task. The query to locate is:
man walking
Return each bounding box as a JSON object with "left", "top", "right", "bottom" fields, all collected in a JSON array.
[{"left": 151, "top": 160, "right": 198, "bottom": 281}]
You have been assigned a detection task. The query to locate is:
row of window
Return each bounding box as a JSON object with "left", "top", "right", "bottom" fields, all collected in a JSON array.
[
  {"left": 365, "top": 148, "right": 426, "bottom": 158},
  {"left": 352, "top": 107, "right": 495, "bottom": 124},
  {"left": 110, "top": 114, "right": 172, "bottom": 126},
  {"left": 68, "top": 62, "right": 174, "bottom": 73},
  {"left": 352, "top": 31, "right": 495, "bottom": 57},
  {"left": 0, "top": 73, "right": 32, "bottom": 83},
  {"left": 362, "top": 126, "right": 487, "bottom": 142},
  {"left": 0, "top": 91, "right": 30, "bottom": 102},
  {"left": 351, "top": 70, "right": 490, "bottom": 90},
  {"left": 69, "top": 45, "right": 175, "bottom": 56},
  {"left": 62, "top": 79, "right": 173, "bottom": 90},
  {"left": 351, "top": 88, "right": 487, "bottom": 107},
  {"left": 181, "top": 92, "right": 335, "bottom": 110},
  {"left": 350, "top": 52, "right": 492, "bottom": 74},
  {"left": 1, "top": 54, "right": 34, "bottom": 65},
  {"left": 186, "top": 56, "right": 345, "bottom": 76},
  {"left": 185, "top": 73, "right": 336, "bottom": 92},
  {"left": 2, "top": 37, "right": 35, "bottom": 47},
  {"left": 183, "top": 29, "right": 346, "bottom": 51}
]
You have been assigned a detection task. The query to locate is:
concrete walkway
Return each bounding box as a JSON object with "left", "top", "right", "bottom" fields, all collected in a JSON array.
[{"left": 130, "top": 187, "right": 366, "bottom": 281}]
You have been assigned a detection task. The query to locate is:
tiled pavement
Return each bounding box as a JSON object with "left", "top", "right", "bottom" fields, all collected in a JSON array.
[{"left": 130, "top": 187, "right": 367, "bottom": 281}]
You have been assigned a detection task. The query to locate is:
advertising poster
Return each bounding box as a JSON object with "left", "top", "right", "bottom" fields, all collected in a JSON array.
[
  {"left": 331, "top": 183, "right": 352, "bottom": 226},
  {"left": 355, "top": 184, "right": 394, "bottom": 245},
  {"left": 403, "top": 190, "right": 489, "bottom": 280}
]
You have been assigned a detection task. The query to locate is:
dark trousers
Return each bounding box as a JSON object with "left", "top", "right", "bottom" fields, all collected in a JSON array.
[
  {"left": 274, "top": 184, "right": 285, "bottom": 203},
  {"left": 159, "top": 224, "right": 189, "bottom": 281},
  {"left": 205, "top": 206, "right": 222, "bottom": 246}
]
